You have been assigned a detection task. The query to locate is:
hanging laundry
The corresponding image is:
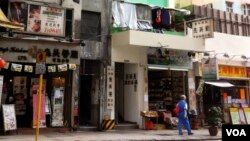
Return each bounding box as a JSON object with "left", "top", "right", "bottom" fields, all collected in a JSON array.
[
  {"left": 161, "top": 9, "right": 171, "bottom": 30},
  {"left": 152, "top": 8, "right": 162, "bottom": 29}
]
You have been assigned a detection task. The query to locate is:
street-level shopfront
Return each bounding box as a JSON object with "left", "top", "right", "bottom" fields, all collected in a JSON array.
[
  {"left": 0, "top": 37, "right": 80, "bottom": 129},
  {"left": 200, "top": 58, "right": 250, "bottom": 125},
  {"left": 112, "top": 30, "right": 204, "bottom": 128}
]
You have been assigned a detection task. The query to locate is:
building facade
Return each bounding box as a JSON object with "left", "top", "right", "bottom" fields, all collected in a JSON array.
[
  {"left": 0, "top": 0, "right": 82, "bottom": 130},
  {"left": 179, "top": 1, "right": 250, "bottom": 125}
]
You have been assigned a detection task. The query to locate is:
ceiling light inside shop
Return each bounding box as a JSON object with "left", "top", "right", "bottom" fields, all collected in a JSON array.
[
  {"left": 169, "top": 68, "right": 188, "bottom": 71},
  {"left": 148, "top": 65, "right": 168, "bottom": 70}
]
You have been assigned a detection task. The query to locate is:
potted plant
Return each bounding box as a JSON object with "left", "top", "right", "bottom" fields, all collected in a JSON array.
[{"left": 207, "top": 106, "right": 223, "bottom": 136}]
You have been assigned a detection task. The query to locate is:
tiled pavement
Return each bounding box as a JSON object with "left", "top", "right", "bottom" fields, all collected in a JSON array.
[{"left": 0, "top": 128, "right": 222, "bottom": 141}]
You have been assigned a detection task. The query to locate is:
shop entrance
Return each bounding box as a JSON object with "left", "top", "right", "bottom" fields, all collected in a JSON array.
[
  {"left": 115, "top": 63, "right": 125, "bottom": 123},
  {"left": 115, "top": 62, "right": 139, "bottom": 129},
  {"left": 148, "top": 69, "right": 188, "bottom": 114},
  {"left": 79, "top": 60, "right": 100, "bottom": 127},
  {"left": 79, "top": 75, "right": 92, "bottom": 126},
  {"left": 0, "top": 66, "right": 70, "bottom": 128}
]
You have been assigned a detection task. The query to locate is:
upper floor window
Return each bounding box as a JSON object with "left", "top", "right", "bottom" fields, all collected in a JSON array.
[
  {"left": 204, "top": 3, "right": 213, "bottom": 9},
  {"left": 242, "top": 4, "right": 250, "bottom": 15},
  {"left": 226, "top": 2, "right": 233, "bottom": 13},
  {"left": 81, "top": 10, "right": 101, "bottom": 41}
]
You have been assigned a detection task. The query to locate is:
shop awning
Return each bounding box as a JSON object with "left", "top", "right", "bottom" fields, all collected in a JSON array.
[
  {"left": 205, "top": 81, "right": 234, "bottom": 87},
  {"left": 0, "top": 8, "right": 23, "bottom": 29}
]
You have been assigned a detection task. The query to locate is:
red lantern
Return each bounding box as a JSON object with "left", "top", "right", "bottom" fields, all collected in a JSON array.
[{"left": 0, "top": 58, "right": 6, "bottom": 69}]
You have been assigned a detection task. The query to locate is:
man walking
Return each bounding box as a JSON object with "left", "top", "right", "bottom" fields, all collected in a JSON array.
[{"left": 177, "top": 95, "right": 193, "bottom": 135}]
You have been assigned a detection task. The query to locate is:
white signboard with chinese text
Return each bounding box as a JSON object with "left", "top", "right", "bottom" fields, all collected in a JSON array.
[
  {"left": 2, "top": 104, "right": 17, "bottom": 131},
  {"left": 191, "top": 18, "right": 214, "bottom": 39},
  {"left": 106, "top": 66, "right": 114, "bottom": 110}
]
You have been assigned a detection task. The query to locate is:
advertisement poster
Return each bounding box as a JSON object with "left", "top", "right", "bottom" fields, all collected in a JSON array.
[
  {"left": 9, "top": 2, "right": 28, "bottom": 30},
  {"left": 2, "top": 104, "right": 17, "bottom": 131},
  {"left": 13, "top": 76, "right": 27, "bottom": 115},
  {"left": 9, "top": 2, "right": 65, "bottom": 36},
  {"left": 32, "top": 85, "right": 46, "bottom": 128},
  {"left": 27, "top": 4, "right": 65, "bottom": 36},
  {"left": 51, "top": 87, "right": 64, "bottom": 127}
]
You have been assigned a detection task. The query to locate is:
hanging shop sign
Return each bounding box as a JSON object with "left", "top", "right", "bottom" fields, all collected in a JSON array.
[
  {"left": 147, "top": 48, "right": 191, "bottom": 69},
  {"left": 218, "top": 65, "right": 247, "bottom": 78},
  {"left": 189, "top": 17, "right": 214, "bottom": 39},
  {"left": 9, "top": 2, "right": 65, "bottom": 36},
  {"left": 202, "top": 58, "right": 218, "bottom": 80}
]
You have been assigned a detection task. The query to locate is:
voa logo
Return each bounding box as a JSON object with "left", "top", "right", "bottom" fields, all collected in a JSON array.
[{"left": 226, "top": 129, "right": 246, "bottom": 136}]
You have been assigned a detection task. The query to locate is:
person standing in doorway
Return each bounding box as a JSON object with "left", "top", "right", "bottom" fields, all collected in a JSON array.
[{"left": 177, "top": 95, "right": 193, "bottom": 135}]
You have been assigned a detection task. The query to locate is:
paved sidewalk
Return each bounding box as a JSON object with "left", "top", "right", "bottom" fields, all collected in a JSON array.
[{"left": 0, "top": 128, "right": 222, "bottom": 141}]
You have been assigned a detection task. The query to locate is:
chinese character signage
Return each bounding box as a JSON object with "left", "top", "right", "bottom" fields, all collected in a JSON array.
[
  {"left": 2, "top": 104, "right": 17, "bottom": 131},
  {"left": 106, "top": 66, "right": 114, "bottom": 110},
  {"left": 219, "top": 65, "right": 247, "bottom": 78},
  {"left": 191, "top": 18, "right": 213, "bottom": 39},
  {"left": 9, "top": 2, "right": 65, "bottom": 36}
]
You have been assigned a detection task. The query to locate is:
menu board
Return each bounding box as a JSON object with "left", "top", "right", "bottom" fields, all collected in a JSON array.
[
  {"left": 243, "top": 108, "right": 250, "bottom": 124},
  {"left": 229, "top": 108, "right": 240, "bottom": 124},
  {"left": 2, "top": 104, "right": 17, "bottom": 131}
]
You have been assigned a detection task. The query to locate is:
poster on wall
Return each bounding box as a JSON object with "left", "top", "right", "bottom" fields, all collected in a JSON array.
[
  {"left": 9, "top": 2, "right": 65, "bottom": 36},
  {"left": 9, "top": 2, "right": 28, "bottom": 30},
  {"left": 51, "top": 87, "right": 64, "bottom": 127},
  {"left": 2, "top": 104, "right": 17, "bottom": 131},
  {"left": 27, "top": 5, "right": 65, "bottom": 36},
  {"left": 13, "top": 76, "right": 27, "bottom": 115},
  {"left": 188, "top": 78, "right": 196, "bottom": 111},
  {"left": 32, "top": 85, "right": 46, "bottom": 128}
]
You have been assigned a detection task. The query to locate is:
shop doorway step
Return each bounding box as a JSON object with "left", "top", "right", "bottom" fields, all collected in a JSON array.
[
  {"left": 114, "top": 123, "right": 139, "bottom": 130},
  {"left": 78, "top": 126, "right": 98, "bottom": 131}
]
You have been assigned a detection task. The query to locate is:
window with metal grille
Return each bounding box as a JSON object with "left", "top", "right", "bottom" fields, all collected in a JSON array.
[
  {"left": 242, "top": 4, "right": 250, "bottom": 15},
  {"left": 226, "top": 2, "right": 233, "bottom": 13},
  {"left": 81, "top": 10, "right": 101, "bottom": 41}
]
